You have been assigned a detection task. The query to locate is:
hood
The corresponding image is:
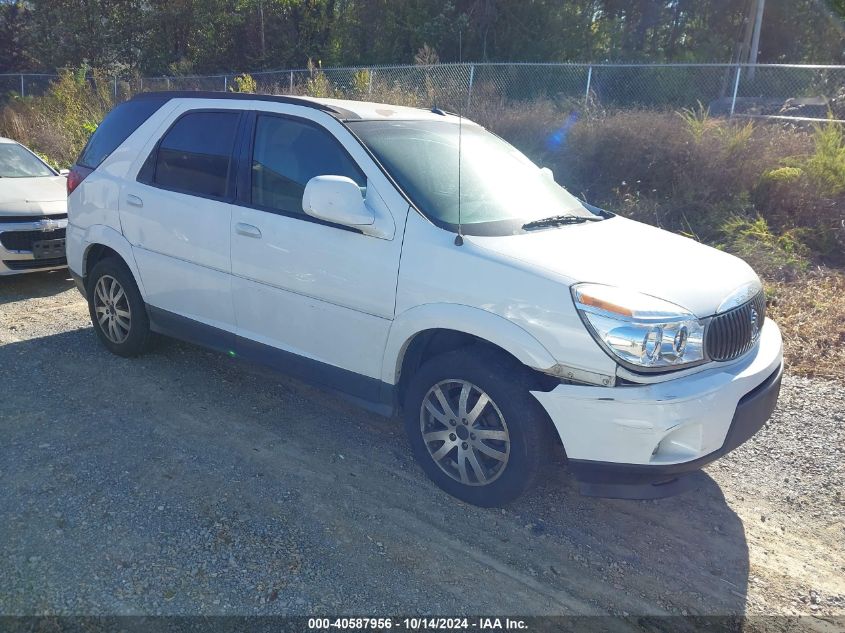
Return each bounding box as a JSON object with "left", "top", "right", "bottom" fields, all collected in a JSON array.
[
  {"left": 468, "top": 216, "right": 760, "bottom": 318},
  {"left": 0, "top": 176, "right": 67, "bottom": 215}
]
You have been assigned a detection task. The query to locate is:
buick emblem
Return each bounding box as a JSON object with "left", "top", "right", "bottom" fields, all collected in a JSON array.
[{"left": 749, "top": 306, "right": 759, "bottom": 338}]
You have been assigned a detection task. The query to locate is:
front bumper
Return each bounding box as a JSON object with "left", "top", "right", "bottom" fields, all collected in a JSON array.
[
  {"left": 531, "top": 319, "right": 783, "bottom": 498},
  {"left": 0, "top": 216, "right": 68, "bottom": 275}
]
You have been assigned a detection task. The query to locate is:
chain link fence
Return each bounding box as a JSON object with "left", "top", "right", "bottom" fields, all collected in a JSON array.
[{"left": 3, "top": 63, "right": 845, "bottom": 122}]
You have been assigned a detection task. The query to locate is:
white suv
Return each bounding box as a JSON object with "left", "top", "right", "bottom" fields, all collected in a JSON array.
[{"left": 67, "top": 92, "right": 783, "bottom": 506}]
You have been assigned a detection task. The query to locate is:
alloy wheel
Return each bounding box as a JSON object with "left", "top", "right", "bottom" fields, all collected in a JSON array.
[
  {"left": 419, "top": 379, "right": 511, "bottom": 486},
  {"left": 93, "top": 275, "right": 131, "bottom": 344}
]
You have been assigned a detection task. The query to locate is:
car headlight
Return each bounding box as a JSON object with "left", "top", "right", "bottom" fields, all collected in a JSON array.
[{"left": 572, "top": 283, "right": 705, "bottom": 370}]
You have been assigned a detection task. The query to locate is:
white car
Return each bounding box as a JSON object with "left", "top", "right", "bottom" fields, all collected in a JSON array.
[
  {"left": 0, "top": 137, "right": 68, "bottom": 275},
  {"left": 66, "top": 93, "right": 783, "bottom": 506}
]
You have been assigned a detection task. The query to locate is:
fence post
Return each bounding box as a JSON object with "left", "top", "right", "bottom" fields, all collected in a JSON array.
[
  {"left": 466, "top": 64, "right": 475, "bottom": 109},
  {"left": 166, "top": 77, "right": 170, "bottom": 90},
  {"left": 289, "top": 70, "right": 294, "bottom": 93},
  {"left": 20, "top": 74, "right": 24, "bottom": 97},
  {"left": 368, "top": 68, "right": 373, "bottom": 95},
  {"left": 584, "top": 65, "right": 593, "bottom": 107},
  {"left": 224, "top": 75, "right": 228, "bottom": 92},
  {"left": 113, "top": 76, "right": 118, "bottom": 100},
  {"left": 730, "top": 65, "right": 742, "bottom": 118}
]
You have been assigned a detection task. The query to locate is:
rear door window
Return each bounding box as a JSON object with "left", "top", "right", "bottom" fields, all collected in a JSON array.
[
  {"left": 151, "top": 110, "right": 241, "bottom": 199},
  {"left": 78, "top": 96, "right": 169, "bottom": 169}
]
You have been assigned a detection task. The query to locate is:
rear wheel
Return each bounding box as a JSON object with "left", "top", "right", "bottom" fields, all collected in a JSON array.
[
  {"left": 87, "top": 258, "right": 150, "bottom": 357},
  {"left": 404, "top": 347, "right": 553, "bottom": 507}
]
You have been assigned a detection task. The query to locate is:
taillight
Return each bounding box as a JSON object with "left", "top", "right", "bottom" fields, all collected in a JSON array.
[{"left": 66, "top": 165, "right": 92, "bottom": 195}]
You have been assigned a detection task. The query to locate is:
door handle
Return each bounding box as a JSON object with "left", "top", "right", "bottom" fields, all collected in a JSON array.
[
  {"left": 235, "top": 222, "right": 262, "bottom": 239},
  {"left": 126, "top": 194, "right": 143, "bottom": 208}
]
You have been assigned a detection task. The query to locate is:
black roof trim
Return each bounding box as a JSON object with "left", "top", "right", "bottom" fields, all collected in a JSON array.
[{"left": 130, "top": 91, "right": 362, "bottom": 120}]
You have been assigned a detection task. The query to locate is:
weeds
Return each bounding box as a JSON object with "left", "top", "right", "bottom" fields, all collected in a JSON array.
[
  {"left": 718, "top": 119, "right": 755, "bottom": 156},
  {"left": 718, "top": 216, "right": 809, "bottom": 280},
  {"left": 0, "top": 66, "right": 112, "bottom": 166},
  {"left": 677, "top": 101, "right": 714, "bottom": 143},
  {"left": 766, "top": 270, "right": 845, "bottom": 380}
]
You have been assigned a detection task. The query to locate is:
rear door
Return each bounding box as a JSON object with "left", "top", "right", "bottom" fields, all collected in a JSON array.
[
  {"left": 121, "top": 107, "right": 243, "bottom": 346},
  {"left": 230, "top": 110, "right": 408, "bottom": 401}
]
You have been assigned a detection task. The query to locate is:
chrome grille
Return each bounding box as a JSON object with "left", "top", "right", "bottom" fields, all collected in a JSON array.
[{"left": 706, "top": 290, "right": 767, "bottom": 362}]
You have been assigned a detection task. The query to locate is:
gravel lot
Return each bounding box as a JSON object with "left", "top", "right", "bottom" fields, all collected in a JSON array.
[{"left": 1, "top": 270, "right": 843, "bottom": 624}]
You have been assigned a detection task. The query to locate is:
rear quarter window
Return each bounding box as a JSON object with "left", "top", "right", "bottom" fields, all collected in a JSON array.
[{"left": 78, "top": 97, "right": 169, "bottom": 169}]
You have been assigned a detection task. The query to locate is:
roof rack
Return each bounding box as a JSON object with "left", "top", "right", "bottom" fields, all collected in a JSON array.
[{"left": 130, "top": 91, "right": 361, "bottom": 120}]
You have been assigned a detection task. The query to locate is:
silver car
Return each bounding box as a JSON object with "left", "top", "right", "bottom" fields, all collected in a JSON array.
[{"left": 0, "top": 137, "right": 68, "bottom": 275}]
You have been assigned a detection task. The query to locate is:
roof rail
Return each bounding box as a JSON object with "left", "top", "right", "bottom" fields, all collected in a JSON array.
[{"left": 130, "top": 91, "right": 361, "bottom": 119}]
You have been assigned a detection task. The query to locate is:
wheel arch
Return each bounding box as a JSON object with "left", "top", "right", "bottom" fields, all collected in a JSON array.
[
  {"left": 383, "top": 304, "right": 560, "bottom": 407},
  {"left": 80, "top": 226, "right": 145, "bottom": 298}
]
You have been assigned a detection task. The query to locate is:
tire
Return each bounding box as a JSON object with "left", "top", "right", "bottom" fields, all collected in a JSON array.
[
  {"left": 86, "top": 257, "right": 151, "bottom": 357},
  {"left": 403, "top": 346, "right": 553, "bottom": 507}
]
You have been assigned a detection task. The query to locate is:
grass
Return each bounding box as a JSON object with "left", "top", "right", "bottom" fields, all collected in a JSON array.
[{"left": 1, "top": 71, "right": 843, "bottom": 380}]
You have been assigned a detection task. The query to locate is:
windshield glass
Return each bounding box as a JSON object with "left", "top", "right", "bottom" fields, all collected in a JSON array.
[
  {"left": 0, "top": 143, "right": 54, "bottom": 178},
  {"left": 348, "top": 119, "right": 598, "bottom": 236}
]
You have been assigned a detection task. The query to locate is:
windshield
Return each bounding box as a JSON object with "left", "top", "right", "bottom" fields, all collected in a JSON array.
[
  {"left": 0, "top": 143, "right": 55, "bottom": 178},
  {"left": 348, "top": 119, "right": 599, "bottom": 236}
]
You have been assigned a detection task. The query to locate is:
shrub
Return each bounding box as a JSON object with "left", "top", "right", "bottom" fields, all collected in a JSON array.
[
  {"left": 352, "top": 69, "right": 371, "bottom": 98},
  {"left": 761, "top": 166, "right": 804, "bottom": 184},
  {"left": 305, "top": 59, "right": 333, "bottom": 98},
  {"left": 229, "top": 73, "right": 257, "bottom": 93},
  {"left": 803, "top": 120, "right": 845, "bottom": 195}
]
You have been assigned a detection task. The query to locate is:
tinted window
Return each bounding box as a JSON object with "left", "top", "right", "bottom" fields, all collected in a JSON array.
[
  {"left": 78, "top": 97, "right": 168, "bottom": 169},
  {"left": 251, "top": 115, "right": 364, "bottom": 215},
  {"left": 153, "top": 111, "right": 240, "bottom": 199}
]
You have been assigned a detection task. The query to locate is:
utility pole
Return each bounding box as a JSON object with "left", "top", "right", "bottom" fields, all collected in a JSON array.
[
  {"left": 738, "top": 0, "right": 756, "bottom": 64},
  {"left": 259, "top": 0, "right": 266, "bottom": 61},
  {"left": 748, "top": 0, "right": 765, "bottom": 79}
]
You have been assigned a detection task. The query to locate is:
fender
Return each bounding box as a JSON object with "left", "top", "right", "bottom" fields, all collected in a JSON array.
[
  {"left": 80, "top": 225, "right": 147, "bottom": 298},
  {"left": 381, "top": 302, "right": 559, "bottom": 385}
]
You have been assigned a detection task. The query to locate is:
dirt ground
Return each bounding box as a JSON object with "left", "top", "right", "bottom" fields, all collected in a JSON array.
[{"left": 1, "top": 270, "right": 843, "bottom": 628}]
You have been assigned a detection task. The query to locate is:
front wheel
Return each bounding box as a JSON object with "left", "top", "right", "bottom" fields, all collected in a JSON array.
[
  {"left": 87, "top": 258, "right": 151, "bottom": 357},
  {"left": 404, "top": 347, "right": 553, "bottom": 507}
]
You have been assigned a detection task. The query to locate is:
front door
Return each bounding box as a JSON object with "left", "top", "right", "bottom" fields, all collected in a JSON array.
[{"left": 230, "top": 111, "right": 407, "bottom": 400}]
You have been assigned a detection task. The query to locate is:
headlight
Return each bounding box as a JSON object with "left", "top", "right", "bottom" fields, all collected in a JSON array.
[{"left": 572, "top": 283, "right": 705, "bottom": 370}]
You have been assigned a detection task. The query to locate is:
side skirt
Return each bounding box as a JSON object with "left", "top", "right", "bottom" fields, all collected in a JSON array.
[{"left": 147, "top": 305, "right": 396, "bottom": 417}]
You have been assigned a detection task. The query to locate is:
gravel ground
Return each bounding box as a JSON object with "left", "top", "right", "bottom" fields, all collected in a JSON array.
[{"left": 0, "top": 270, "right": 843, "bottom": 624}]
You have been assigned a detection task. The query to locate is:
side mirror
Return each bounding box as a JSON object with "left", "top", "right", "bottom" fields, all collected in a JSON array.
[
  {"left": 540, "top": 166, "right": 554, "bottom": 181},
  {"left": 59, "top": 169, "right": 70, "bottom": 177},
  {"left": 303, "top": 175, "right": 374, "bottom": 227}
]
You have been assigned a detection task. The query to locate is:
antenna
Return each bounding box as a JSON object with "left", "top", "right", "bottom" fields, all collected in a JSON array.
[
  {"left": 455, "top": 111, "right": 463, "bottom": 246},
  {"left": 454, "top": 27, "right": 464, "bottom": 246}
]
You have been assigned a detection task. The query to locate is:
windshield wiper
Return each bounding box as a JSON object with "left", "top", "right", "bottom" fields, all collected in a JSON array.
[{"left": 522, "top": 214, "right": 600, "bottom": 230}]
